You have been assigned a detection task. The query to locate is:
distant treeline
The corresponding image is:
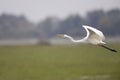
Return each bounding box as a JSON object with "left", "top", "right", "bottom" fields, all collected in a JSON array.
[{"left": 0, "top": 9, "right": 120, "bottom": 39}]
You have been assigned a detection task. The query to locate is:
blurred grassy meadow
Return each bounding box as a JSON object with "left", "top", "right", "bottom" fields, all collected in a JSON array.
[{"left": 0, "top": 43, "right": 120, "bottom": 80}]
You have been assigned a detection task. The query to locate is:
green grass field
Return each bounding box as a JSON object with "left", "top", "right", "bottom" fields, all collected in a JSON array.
[{"left": 0, "top": 44, "right": 120, "bottom": 80}]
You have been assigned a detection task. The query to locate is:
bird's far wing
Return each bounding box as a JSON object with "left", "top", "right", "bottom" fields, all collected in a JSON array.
[
  {"left": 87, "top": 28, "right": 104, "bottom": 41},
  {"left": 83, "top": 25, "right": 105, "bottom": 41}
]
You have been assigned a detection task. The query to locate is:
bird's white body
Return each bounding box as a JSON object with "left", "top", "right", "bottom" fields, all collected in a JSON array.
[
  {"left": 63, "top": 25, "right": 106, "bottom": 45},
  {"left": 57, "top": 25, "right": 117, "bottom": 52}
]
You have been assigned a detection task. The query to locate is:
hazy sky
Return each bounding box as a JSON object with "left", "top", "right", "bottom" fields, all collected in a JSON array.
[{"left": 0, "top": 0, "right": 120, "bottom": 22}]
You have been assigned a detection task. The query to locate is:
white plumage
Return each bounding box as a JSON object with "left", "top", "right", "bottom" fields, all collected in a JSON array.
[
  {"left": 58, "top": 25, "right": 105, "bottom": 45},
  {"left": 82, "top": 25, "right": 105, "bottom": 45},
  {"left": 57, "top": 25, "right": 117, "bottom": 52}
]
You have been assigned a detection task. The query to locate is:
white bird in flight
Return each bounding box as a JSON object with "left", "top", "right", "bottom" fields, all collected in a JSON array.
[{"left": 57, "top": 25, "right": 117, "bottom": 52}]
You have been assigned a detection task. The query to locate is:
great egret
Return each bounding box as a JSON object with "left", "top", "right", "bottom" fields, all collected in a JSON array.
[{"left": 57, "top": 25, "right": 117, "bottom": 52}]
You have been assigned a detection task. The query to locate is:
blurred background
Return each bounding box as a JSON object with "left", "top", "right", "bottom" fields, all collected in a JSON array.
[
  {"left": 0, "top": 0, "right": 120, "bottom": 80},
  {"left": 0, "top": 0, "right": 120, "bottom": 45}
]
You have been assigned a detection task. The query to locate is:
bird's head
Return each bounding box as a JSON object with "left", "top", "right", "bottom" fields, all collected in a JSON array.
[{"left": 57, "top": 34, "right": 65, "bottom": 38}]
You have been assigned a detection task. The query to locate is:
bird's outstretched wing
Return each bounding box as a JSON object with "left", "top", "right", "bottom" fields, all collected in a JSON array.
[
  {"left": 87, "top": 28, "right": 103, "bottom": 41},
  {"left": 83, "top": 25, "right": 105, "bottom": 41}
]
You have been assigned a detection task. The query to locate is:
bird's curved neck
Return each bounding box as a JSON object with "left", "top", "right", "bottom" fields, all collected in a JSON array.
[{"left": 64, "top": 35, "right": 86, "bottom": 43}]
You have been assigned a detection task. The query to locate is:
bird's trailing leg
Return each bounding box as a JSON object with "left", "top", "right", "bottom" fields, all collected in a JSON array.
[{"left": 99, "top": 45, "right": 117, "bottom": 53}]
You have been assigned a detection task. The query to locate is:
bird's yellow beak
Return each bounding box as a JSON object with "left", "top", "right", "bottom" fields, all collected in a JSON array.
[{"left": 56, "top": 34, "right": 64, "bottom": 38}]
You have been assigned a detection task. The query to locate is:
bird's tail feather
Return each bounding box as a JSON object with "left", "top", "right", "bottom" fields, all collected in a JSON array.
[{"left": 99, "top": 45, "right": 117, "bottom": 53}]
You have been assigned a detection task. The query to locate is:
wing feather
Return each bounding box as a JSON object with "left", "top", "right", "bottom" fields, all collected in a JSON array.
[{"left": 83, "top": 25, "right": 105, "bottom": 41}]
